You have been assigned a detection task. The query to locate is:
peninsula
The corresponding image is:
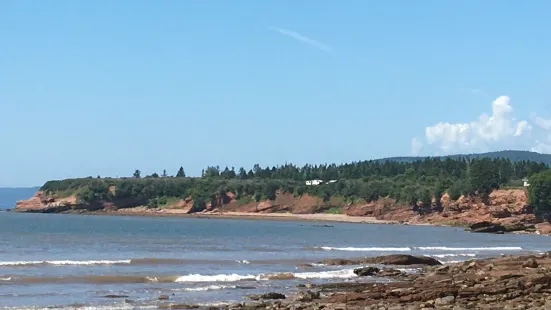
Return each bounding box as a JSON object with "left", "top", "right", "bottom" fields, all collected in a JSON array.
[{"left": 15, "top": 151, "right": 551, "bottom": 233}]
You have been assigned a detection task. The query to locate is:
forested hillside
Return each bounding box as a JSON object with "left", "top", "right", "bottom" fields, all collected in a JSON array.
[
  {"left": 40, "top": 156, "right": 549, "bottom": 212},
  {"left": 384, "top": 150, "right": 551, "bottom": 165}
]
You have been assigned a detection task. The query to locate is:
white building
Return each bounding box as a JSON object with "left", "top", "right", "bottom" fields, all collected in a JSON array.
[
  {"left": 523, "top": 177, "right": 530, "bottom": 187},
  {"left": 305, "top": 179, "right": 324, "bottom": 186}
]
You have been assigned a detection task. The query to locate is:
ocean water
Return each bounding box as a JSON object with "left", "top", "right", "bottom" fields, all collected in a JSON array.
[{"left": 1, "top": 212, "right": 550, "bottom": 309}]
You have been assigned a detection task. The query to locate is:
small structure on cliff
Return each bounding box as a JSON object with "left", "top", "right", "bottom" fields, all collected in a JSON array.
[{"left": 523, "top": 177, "right": 530, "bottom": 187}]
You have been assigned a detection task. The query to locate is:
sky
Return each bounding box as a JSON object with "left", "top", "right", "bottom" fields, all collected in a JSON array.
[{"left": 1, "top": 1, "right": 551, "bottom": 187}]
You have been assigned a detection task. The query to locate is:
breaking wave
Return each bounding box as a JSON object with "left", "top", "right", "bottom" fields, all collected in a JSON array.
[
  {"left": 1, "top": 268, "right": 357, "bottom": 284},
  {"left": 315, "top": 246, "right": 523, "bottom": 252},
  {"left": 0, "top": 260, "right": 131, "bottom": 267},
  {"left": 430, "top": 254, "right": 477, "bottom": 258},
  {"left": 416, "top": 247, "right": 522, "bottom": 251},
  {"left": 317, "top": 246, "right": 411, "bottom": 252}
]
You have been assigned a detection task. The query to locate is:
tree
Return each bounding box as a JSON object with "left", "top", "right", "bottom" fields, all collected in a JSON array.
[
  {"left": 420, "top": 190, "right": 432, "bottom": 208},
  {"left": 433, "top": 180, "right": 444, "bottom": 206},
  {"left": 176, "top": 167, "right": 186, "bottom": 178},
  {"left": 469, "top": 158, "right": 499, "bottom": 201},
  {"left": 528, "top": 170, "right": 551, "bottom": 218},
  {"left": 162, "top": 170, "right": 168, "bottom": 178},
  {"left": 150, "top": 173, "right": 159, "bottom": 178},
  {"left": 448, "top": 181, "right": 462, "bottom": 201},
  {"left": 133, "top": 170, "right": 141, "bottom": 178},
  {"left": 264, "top": 181, "right": 279, "bottom": 200}
]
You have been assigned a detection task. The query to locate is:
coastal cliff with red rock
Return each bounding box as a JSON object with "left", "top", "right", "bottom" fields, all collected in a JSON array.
[{"left": 15, "top": 188, "right": 551, "bottom": 234}]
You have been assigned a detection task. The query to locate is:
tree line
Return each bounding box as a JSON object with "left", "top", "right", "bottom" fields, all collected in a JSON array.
[{"left": 40, "top": 157, "right": 550, "bottom": 214}]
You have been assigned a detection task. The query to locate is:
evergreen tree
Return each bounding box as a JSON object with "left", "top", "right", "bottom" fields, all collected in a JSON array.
[
  {"left": 133, "top": 170, "right": 141, "bottom": 178},
  {"left": 176, "top": 167, "right": 186, "bottom": 177}
]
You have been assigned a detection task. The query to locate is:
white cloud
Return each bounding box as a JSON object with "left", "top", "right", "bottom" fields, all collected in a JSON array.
[
  {"left": 270, "top": 27, "right": 333, "bottom": 54},
  {"left": 514, "top": 120, "right": 531, "bottom": 137},
  {"left": 534, "top": 116, "right": 551, "bottom": 130},
  {"left": 418, "top": 96, "right": 551, "bottom": 154},
  {"left": 411, "top": 138, "right": 422, "bottom": 155}
]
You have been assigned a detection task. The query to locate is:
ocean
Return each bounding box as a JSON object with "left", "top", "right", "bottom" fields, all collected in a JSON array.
[{"left": 1, "top": 212, "right": 550, "bottom": 309}]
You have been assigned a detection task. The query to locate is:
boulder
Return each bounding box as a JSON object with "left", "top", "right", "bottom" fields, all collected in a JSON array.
[
  {"left": 469, "top": 221, "right": 506, "bottom": 233},
  {"left": 491, "top": 209, "right": 512, "bottom": 218},
  {"left": 294, "top": 290, "right": 320, "bottom": 302},
  {"left": 522, "top": 258, "right": 538, "bottom": 269},
  {"left": 158, "top": 304, "right": 200, "bottom": 309},
  {"left": 320, "top": 258, "right": 358, "bottom": 265},
  {"left": 362, "top": 254, "right": 442, "bottom": 266},
  {"left": 353, "top": 266, "right": 380, "bottom": 276},
  {"left": 248, "top": 292, "right": 286, "bottom": 301},
  {"left": 158, "top": 294, "right": 170, "bottom": 300}
]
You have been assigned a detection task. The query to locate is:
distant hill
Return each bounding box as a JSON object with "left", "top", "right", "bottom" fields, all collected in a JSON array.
[
  {"left": 0, "top": 187, "right": 39, "bottom": 209},
  {"left": 383, "top": 150, "right": 551, "bottom": 165}
]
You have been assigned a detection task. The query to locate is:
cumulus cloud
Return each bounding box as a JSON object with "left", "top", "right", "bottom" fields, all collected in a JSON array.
[{"left": 413, "top": 96, "right": 551, "bottom": 154}]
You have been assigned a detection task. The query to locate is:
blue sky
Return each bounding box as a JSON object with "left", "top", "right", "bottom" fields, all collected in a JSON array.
[{"left": 1, "top": 1, "right": 550, "bottom": 187}]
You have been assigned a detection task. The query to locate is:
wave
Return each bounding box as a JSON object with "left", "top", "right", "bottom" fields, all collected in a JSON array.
[
  {"left": 176, "top": 285, "right": 237, "bottom": 292},
  {"left": 2, "top": 268, "right": 358, "bottom": 284},
  {"left": 175, "top": 274, "right": 258, "bottom": 283},
  {"left": 0, "top": 260, "right": 131, "bottom": 267},
  {"left": 235, "top": 260, "right": 250, "bottom": 264},
  {"left": 317, "top": 246, "right": 411, "bottom": 252},
  {"left": 430, "top": 254, "right": 477, "bottom": 258},
  {"left": 416, "top": 246, "right": 522, "bottom": 251}
]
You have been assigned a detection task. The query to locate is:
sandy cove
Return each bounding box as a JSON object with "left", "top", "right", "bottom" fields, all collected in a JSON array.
[{"left": 78, "top": 208, "right": 398, "bottom": 224}]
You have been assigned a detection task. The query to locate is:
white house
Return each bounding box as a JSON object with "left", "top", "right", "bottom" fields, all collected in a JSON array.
[
  {"left": 305, "top": 179, "right": 324, "bottom": 186},
  {"left": 326, "top": 180, "right": 337, "bottom": 184},
  {"left": 523, "top": 177, "right": 530, "bottom": 187}
]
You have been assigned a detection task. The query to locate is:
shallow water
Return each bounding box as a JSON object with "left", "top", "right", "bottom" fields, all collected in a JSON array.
[{"left": 0, "top": 212, "right": 550, "bottom": 309}]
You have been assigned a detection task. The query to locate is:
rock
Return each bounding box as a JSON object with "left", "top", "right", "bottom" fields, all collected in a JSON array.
[
  {"left": 469, "top": 221, "right": 506, "bottom": 233},
  {"left": 158, "top": 295, "right": 170, "bottom": 300},
  {"left": 104, "top": 294, "right": 129, "bottom": 298},
  {"left": 492, "top": 209, "right": 512, "bottom": 218},
  {"left": 158, "top": 303, "right": 200, "bottom": 309},
  {"left": 378, "top": 268, "right": 405, "bottom": 277},
  {"left": 294, "top": 290, "right": 320, "bottom": 302},
  {"left": 320, "top": 258, "right": 357, "bottom": 265},
  {"left": 434, "top": 296, "right": 455, "bottom": 306},
  {"left": 504, "top": 223, "right": 531, "bottom": 232},
  {"left": 353, "top": 266, "right": 380, "bottom": 276},
  {"left": 523, "top": 258, "right": 538, "bottom": 268},
  {"left": 362, "top": 254, "right": 442, "bottom": 266},
  {"left": 248, "top": 292, "right": 286, "bottom": 300}
]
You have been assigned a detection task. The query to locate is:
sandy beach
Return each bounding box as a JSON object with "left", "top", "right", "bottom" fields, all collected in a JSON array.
[{"left": 86, "top": 207, "right": 399, "bottom": 224}]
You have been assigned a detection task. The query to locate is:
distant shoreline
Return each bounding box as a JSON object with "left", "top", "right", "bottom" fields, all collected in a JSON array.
[{"left": 17, "top": 208, "right": 400, "bottom": 225}]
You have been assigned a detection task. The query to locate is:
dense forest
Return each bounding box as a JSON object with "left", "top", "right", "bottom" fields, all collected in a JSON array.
[{"left": 40, "top": 155, "right": 550, "bottom": 214}]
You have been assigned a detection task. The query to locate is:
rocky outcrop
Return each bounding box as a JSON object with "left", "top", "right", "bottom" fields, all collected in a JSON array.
[
  {"left": 321, "top": 254, "right": 441, "bottom": 266},
  {"left": 225, "top": 252, "right": 551, "bottom": 310},
  {"left": 362, "top": 254, "right": 442, "bottom": 266}
]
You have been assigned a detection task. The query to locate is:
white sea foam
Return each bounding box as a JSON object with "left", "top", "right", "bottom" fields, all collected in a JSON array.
[
  {"left": 0, "top": 277, "right": 11, "bottom": 281},
  {"left": 235, "top": 260, "right": 250, "bottom": 264},
  {"left": 318, "top": 246, "right": 411, "bottom": 252},
  {"left": 293, "top": 269, "right": 357, "bottom": 280},
  {"left": 180, "top": 285, "right": 237, "bottom": 291},
  {"left": 174, "top": 267, "right": 357, "bottom": 283},
  {"left": 416, "top": 247, "right": 522, "bottom": 251},
  {"left": 0, "top": 260, "right": 131, "bottom": 267},
  {"left": 430, "top": 254, "right": 477, "bottom": 258},
  {"left": 175, "top": 274, "right": 258, "bottom": 283}
]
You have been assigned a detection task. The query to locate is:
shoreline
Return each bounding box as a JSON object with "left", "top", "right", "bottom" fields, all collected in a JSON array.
[{"left": 60, "top": 209, "right": 401, "bottom": 224}]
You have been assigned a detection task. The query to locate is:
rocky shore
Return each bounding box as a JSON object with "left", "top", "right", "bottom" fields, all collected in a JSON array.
[
  {"left": 13, "top": 189, "right": 551, "bottom": 235},
  {"left": 192, "top": 253, "right": 551, "bottom": 310}
]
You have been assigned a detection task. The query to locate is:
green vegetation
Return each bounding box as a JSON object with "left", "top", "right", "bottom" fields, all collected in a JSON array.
[
  {"left": 528, "top": 170, "right": 551, "bottom": 217},
  {"left": 40, "top": 156, "right": 549, "bottom": 210}
]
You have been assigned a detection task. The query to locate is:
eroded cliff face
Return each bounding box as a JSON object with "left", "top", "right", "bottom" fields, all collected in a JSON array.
[{"left": 15, "top": 189, "right": 536, "bottom": 229}]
